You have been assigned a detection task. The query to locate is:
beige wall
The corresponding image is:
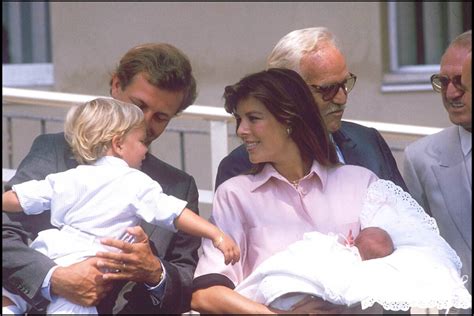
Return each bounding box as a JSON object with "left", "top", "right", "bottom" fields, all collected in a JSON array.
[
  {"left": 5, "top": 3, "right": 453, "bottom": 217},
  {"left": 50, "top": 2, "right": 450, "bottom": 127}
]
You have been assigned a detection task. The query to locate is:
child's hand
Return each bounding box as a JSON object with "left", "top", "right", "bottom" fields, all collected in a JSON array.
[{"left": 213, "top": 233, "right": 240, "bottom": 265}]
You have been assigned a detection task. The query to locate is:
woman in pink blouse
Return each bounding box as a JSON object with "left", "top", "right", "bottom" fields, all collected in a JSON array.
[
  {"left": 191, "top": 68, "right": 471, "bottom": 314},
  {"left": 191, "top": 68, "right": 379, "bottom": 314}
]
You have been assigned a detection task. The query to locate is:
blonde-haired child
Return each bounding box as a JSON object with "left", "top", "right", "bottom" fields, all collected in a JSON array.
[{"left": 2, "top": 98, "right": 240, "bottom": 315}]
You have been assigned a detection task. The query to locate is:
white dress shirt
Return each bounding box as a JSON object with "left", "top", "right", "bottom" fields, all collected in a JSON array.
[{"left": 459, "top": 126, "right": 472, "bottom": 186}]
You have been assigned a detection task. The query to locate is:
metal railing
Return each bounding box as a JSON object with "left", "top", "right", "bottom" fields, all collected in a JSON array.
[
  {"left": 2, "top": 87, "right": 234, "bottom": 203},
  {"left": 1, "top": 110, "right": 215, "bottom": 175},
  {"left": 2, "top": 87, "right": 444, "bottom": 204}
]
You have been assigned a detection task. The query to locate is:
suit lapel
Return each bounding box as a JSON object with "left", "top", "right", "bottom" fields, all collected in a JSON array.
[
  {"left": 139, "top": 155, "right": 165, "bottom": 243},
  {"left": 332, "top": 128, "right": 357, "bottom": 164},
  {"left": 64, "top": 148, "right": 78, "bottom": 170},
  {"left": 432, "top": 127, "right": 472, "bottom": 250},
  {"left": 61, "top": 134, "right": 79, "bottom": 170}
]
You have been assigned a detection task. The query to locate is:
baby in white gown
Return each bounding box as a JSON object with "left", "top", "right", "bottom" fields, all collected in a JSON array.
[{"left": 235, "top": 180, "right": 471, "bottom": 312}]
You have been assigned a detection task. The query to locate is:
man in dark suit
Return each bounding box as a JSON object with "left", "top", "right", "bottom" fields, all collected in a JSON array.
[
  {"left": 3, "top": 43, "right": 199, "bottom": 314},
  {"left": 215, "top": 27, "right": 407, "bottom": 193}
]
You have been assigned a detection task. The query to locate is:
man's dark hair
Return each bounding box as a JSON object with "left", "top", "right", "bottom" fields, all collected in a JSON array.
[{"left": 110, "top": 43, "right": 197, "bottom": 113}]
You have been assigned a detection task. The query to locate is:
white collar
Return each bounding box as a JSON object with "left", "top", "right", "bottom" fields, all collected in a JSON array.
[{"left": 93, "top": 156, "right": 129, "bottom": 167}]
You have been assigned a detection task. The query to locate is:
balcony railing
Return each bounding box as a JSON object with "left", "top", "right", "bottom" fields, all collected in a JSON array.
[{"left": 3, "top": 87, "right": 443, "bottom": 205}]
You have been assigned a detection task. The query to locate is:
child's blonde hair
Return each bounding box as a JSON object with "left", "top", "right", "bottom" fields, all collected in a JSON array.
[{"left": 64, "top": 98, "right": 145, "bottom": 164}]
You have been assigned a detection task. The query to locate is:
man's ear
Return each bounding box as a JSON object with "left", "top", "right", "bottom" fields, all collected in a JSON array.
[
  {"left": 110, "top": 75, "right": 122, "bottom": 98},
  {"left": 111, "top": 135, "right": 123, "bottom": 156}
]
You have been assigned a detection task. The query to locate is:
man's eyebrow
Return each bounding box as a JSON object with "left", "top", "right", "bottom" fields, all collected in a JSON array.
[
  {"left": 129, "top": 96, "right": 147, "bottom": 107},
  {"left": 129, "top": 97, "right": 172, "bottom": 118}
]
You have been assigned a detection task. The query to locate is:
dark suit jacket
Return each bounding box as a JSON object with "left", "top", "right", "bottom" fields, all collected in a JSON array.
[
  {"left": 2, "top": 132, "right": 201, "bottom": 314},
  {"left": 215, "top": 121, "right": 408, "bottom": 192}
]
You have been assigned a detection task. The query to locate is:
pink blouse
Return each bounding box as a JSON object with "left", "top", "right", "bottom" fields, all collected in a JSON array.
[{"left": 194, "top": 161, "right": 379, "bottom": 286}]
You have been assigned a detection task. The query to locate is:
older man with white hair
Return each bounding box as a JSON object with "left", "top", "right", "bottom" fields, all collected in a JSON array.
[{"left": 403, "top": 31, "right": 472, "bottom": 301}]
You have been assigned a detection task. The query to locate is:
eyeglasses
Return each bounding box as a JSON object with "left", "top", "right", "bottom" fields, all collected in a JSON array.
[
  {"left": 309, "top": 73, "right": 357, "bottom": 101},
  {"left": 430, "top": 74, "right": 464, "bottom": 93}
]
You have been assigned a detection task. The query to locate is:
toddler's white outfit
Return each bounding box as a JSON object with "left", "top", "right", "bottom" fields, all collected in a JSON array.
[{"left": 3, "top": 156, "right": 187, "bottom": 314}]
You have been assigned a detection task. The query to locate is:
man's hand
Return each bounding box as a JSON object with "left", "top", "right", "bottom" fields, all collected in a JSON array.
[
  {"left": 50, "top": 257, "right": 113, "bottom": 306},
  {"left": 3, "top": 296, "right": 15, "bottom": 307},
  {"left": 96, "top": 226, "right": 163, "bottom": 285}
]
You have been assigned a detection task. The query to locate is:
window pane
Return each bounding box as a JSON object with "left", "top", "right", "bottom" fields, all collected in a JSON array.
[
  {"left": 384, "top": 2, "right": 470, "bottom": 91},
  {"left": 394, "top": 1, "right": 471, "bottom": 68},
  {"left": 2, "top": 2, "right": 52, "bottom": 64},
  {"left": 396, "top": 2, "right": 418, "bottom": 66}
]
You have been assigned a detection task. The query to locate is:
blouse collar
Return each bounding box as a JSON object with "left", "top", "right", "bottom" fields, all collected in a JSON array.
[{"left": 249, "top": 160, "right": 328, "bottom": 192}]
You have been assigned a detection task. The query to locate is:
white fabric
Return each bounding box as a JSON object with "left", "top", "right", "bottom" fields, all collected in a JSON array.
[
  {"left": 2, "top": 305, "right": 24, "bottom": 315},
  {"left": 459, "top": 126, "right": 472, "bottom": 186},
  {"left": 8, "top": 156, "right": 188, "bottom": 314},
  {"left": 2, "top": 288, "right": 29, "bottom": 314},
  {"left": 12, "top": 156, "right": 187, "bottom": 239},
  {"left": 459, "top": 126, "right": 471, "bottom": 157},
  {"left": 235, "top": 180, "right": 471, "bottom": 312}
]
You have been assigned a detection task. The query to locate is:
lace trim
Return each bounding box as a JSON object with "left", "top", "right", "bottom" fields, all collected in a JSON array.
[
  {"left": 360, "top": 179, "right": 462, "bottom": 271},
  {"left": 362, "top": 282, "right": 472, "bottom": 311},
  {"left": 360, "top": 179, "right": 438, "bottom": 232},
  {"left": 358, "top": 180, "right": 470, "bottom": 311},
  {"left": 362, "top": 273, "right": 472, "bottom": 310},
  {"left": 362, "top": 297, "right": 472, "bottom": 311}
]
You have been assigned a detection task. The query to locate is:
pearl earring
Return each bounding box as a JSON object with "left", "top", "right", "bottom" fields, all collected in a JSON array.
[{"left": 286, "top": 127, "right": 292, "bottom": 135}]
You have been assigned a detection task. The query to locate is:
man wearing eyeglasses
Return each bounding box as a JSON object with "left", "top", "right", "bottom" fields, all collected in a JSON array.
[
  {"left": 403, "top": 30, "right": 471, "bottom": 299},
  {"left": 214, "top": 27, "right": 407, "bottom": 193}
]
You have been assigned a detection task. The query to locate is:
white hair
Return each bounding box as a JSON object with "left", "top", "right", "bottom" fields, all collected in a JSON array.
[{"left": 266, "top": 27, "right": 341, "bottom": 75}]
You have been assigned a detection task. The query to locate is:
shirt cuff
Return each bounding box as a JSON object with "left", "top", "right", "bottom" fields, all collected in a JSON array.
[
  {"left": 41, "top": 265, "right": 60, "bottom": 302},
  {"left": 144, "top": 259, "right": 167, "bottom": 303}
]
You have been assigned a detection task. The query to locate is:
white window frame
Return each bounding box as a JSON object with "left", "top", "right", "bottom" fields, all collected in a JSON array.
[
  {"left": 2, "top": 63, "right": 54, "bottom": 87},
  {"left": 382, "top": 2, "right": 440, "bottom": 93},
  {"left": 2, "top": 2, "right": 53, "bottom": 87}
]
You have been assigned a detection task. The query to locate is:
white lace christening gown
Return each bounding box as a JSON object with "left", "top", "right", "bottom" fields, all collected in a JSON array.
[{"left": 235, "top": 179, "right": 472, "bottom": 312}]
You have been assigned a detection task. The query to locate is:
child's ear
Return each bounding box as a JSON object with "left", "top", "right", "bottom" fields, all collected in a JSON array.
[{"left": 111, "top": 135, "right": 123, "bottom": 155}]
